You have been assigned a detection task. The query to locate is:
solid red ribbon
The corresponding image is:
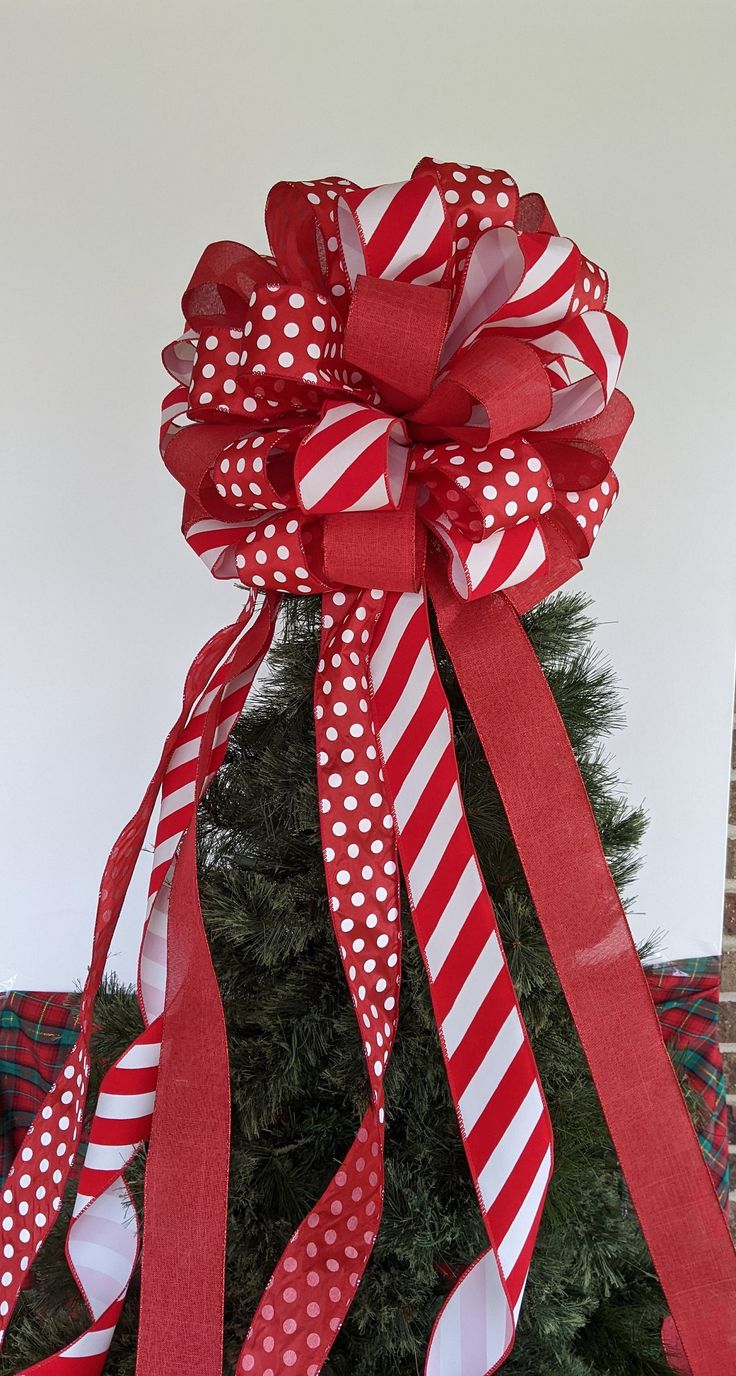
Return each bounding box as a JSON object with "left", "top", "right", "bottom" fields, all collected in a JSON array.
[
  {"left": 134, "top": 602, "right": 280, "bottom": 1376},
  {"left": 343, "top": 274, "right": 451, "bottom": 410},
  {"left": 137, "top": 821, "right": 230, "bottom": 1376},
  {"left": 429, "top": 569, "right": 736, "bottom": 1373},
  {"left": 322, "top": 506, "right": 427, "bottom": 591}
]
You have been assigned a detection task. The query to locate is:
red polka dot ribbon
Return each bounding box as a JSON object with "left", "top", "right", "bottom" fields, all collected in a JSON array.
[{"left": 3, "top": 159, "right": 735, "bottom": 1376}]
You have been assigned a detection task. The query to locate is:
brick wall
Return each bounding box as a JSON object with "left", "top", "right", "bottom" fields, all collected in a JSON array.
[{"left": 722, "top": 715, "right": 736, "bottom": 1234}]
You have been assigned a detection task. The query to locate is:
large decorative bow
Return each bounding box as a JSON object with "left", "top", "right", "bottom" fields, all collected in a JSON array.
[
  {"left": 1, "top": 159, "right": 734, "bottom": 1376},
  {"left": 159, "top": 157, "right": 629, "bottom": 604}
]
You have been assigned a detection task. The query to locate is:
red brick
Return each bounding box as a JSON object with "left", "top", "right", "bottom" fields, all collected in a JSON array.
[
  {"left": 722, "top": 950, "right": 736, "bottom": 993},
  {"left": 719, "top": 1001, "right": 736, "bottom": 1042},
  {"left": 725, "top": 892, "right": 736, "bottom": 937},
  {"left": 727, "top": 837, "right": 736, "bottom": 882}
]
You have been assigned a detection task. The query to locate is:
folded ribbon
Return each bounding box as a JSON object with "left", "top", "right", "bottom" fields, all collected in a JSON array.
[{"left": 2, "top": 158, "right": 734, "bottom": 1376}]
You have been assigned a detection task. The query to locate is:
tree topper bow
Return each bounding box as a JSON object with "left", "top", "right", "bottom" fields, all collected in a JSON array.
[{"left": 2, "top": 160, "right": 733, "bottom": 1376}]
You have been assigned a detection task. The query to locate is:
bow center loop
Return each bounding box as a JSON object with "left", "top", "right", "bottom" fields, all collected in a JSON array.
[
  {"left": 294, "top": 400, "right": 412, "bottom": 515},
  {"left": 343, "top": 275, "right": 451, "bottom": 412}
]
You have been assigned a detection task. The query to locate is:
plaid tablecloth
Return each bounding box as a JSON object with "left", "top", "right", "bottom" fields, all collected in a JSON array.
[
  {"left": 646, "top": 956, "right": 730, "bottom": 1211},
  {"left": 1, "top": 964, "right": 729, "bottom": 1211},
  {"left": 1, "top": 990, "right": 80, "bottom": 1184}
]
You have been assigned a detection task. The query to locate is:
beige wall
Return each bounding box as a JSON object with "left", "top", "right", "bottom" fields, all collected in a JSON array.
[{"left": 1, "top": 0, "right": 735, "bottom": 987}]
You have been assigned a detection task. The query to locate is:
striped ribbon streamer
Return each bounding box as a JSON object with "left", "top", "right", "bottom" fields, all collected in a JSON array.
[
  {"left": 371, "top": 590, "right": 552, "bottom": 1373},
  {"left": 0, "top": 599, "right": 278, "bottom": 1372}
]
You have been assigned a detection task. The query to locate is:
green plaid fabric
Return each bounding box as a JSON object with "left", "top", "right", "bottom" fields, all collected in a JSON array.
[{"left": 646, "top": 956, "right": 730, "bottom": 1211}]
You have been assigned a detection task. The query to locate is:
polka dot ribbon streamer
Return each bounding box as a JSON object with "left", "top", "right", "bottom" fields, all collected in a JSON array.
[{"left": 3, "top": 158, "right": 735, "bottom": 1376}]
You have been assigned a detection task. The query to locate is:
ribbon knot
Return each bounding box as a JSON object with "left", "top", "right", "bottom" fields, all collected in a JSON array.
[{"left": 322, "top": 505, "right": 427, "bottom": 592}]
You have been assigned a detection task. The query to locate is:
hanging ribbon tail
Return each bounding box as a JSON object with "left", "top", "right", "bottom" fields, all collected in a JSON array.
[
  {"left": 135, "top": 800, "right": 230, "bottom": 1376},
  {"left": 428, "top": 569, "right": 736, "bottom": 1376},
  {"left": 135, "top": 598, "right": 281, "bottom": 1376},
  {"left": 369, "top": 590, "right": 553, "bottom": 1376},
  {"left": 2, "top": 598, "right": 279, "bottom": 1376},
  {"left": 237, "top": 587, "right": 402, "bottom": 1376},
  {"left": 0, "top": 603, "right": 268, "bottom": 1360}
]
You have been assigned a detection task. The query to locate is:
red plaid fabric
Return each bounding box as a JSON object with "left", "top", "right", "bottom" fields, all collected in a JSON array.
[
  {"left": 1, "top": 964, "right": 727, "bottom": 1213},
  {"left": 646, "top": 957, "right": 730, "bottom": 1211},
  {"left": 0, "top": 991, "right": 80, "bottom": 1184}
]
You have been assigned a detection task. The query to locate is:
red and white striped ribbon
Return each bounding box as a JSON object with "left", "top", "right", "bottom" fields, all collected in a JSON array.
[
  {"left": 425, "top": 516, "right": 548, "bottom": 602},
  {"left": 371, "top": 590, "right": 552, "bottom": 1375},
  {"left": 295, "top": 401, "right": 410, "bottom": 514},
  {"left": 337, "top": 175, "right": 450, "bottom": 287}
]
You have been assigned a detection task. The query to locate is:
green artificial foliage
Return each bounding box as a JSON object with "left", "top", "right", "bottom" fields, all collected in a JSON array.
[{"left": 2, "top": 592, "right": 673, "bottom": 1375}]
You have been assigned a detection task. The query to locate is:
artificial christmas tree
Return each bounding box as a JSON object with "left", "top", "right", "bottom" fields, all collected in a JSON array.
[{"left": 3, "top": 590, "right": 677, "bottom": 1375}]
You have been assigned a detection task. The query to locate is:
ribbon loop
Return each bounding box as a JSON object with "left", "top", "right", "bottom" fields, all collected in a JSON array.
[
  {"left": 448, "top": 334, "right": 553, "bottom": 439},
  {"left": 181, "top": 240, "right": 275, "bottom": 329},
  {"left": 415, "top": 435, "right": 554, "bottom": 543},
  {"left": 295, "top": 400, "right": 411, "bottom": 514},
  {"left": 336, "top": 174, "right": 452, "bottom": 287},
  {"left": 343, "top": 273, "right": 451, "bottom": 410},
  {"left": 266, "top": 175, "right": 357, "bottom": 301}
]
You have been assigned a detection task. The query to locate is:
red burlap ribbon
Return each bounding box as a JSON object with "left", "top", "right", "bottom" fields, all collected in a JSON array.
[{"left": 430, "top": 573, "right": 736, "bottom": 1373}]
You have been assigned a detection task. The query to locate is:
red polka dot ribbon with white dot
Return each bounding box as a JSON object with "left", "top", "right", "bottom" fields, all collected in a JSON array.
[
  {"left": 0, "top": 597, "right": 279, "bottom": 1374},
  {"left": 6, "top": 159, "right": 735, "bottom": 1376}
]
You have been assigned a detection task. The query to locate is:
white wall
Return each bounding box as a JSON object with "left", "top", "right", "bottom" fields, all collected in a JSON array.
[{"left": 2, "top": 0, "right": 734, "bottom": 989}]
